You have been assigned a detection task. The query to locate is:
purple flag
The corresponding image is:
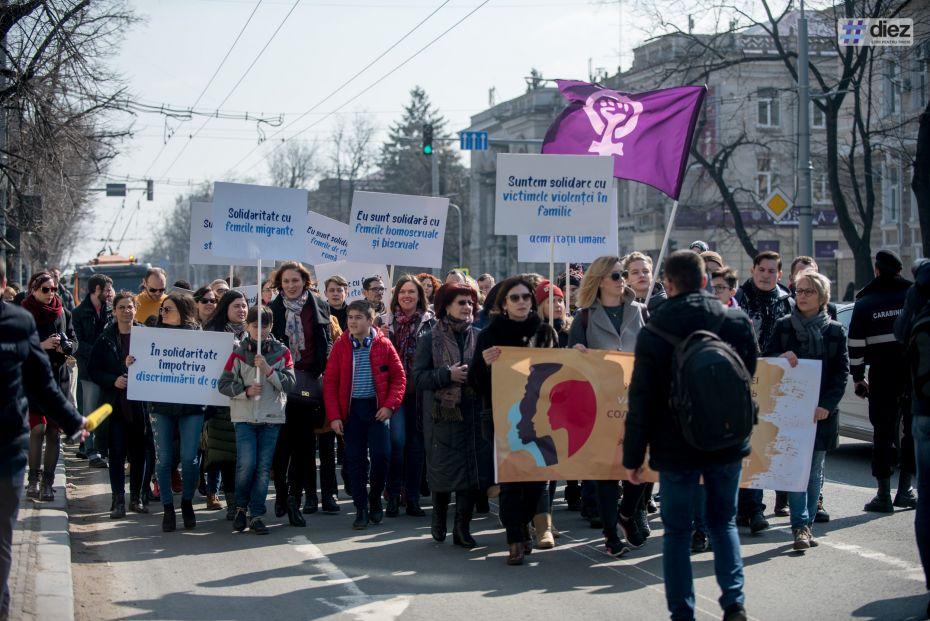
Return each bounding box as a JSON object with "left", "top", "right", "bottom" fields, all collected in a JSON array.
[{"left": 542, "top": 80, "right": 707, "bottom": 200}]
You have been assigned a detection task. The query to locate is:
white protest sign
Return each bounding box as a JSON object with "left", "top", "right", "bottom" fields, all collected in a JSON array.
[
  {"left": 495, "top": 153, "right": 613, "bottom": 235},
  {"left": 233, "top": 285, "right": 259, "bottom": 308},
  {"left": 212, "top": 182, "right": 308, "bottom": 261},
  {"left": 347, "top": 191, "right": 448, "bottom": 268},
  {"left": 127, "top": 326, "right": 233, "bottom": 407},
  {"left": 306, "top": 211, "right": 350, "bottom": 265},
  {"left": 518, "top": 192, "right": 618, "bottom": 263},
  {"left": 188, "top": 202, "right": 253, "bottom": 266},
  {"left": 313, "top": 261, "right": 390, "bottom": 304}
]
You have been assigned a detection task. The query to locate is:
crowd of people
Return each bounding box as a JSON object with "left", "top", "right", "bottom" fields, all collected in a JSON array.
[{"left": 1, "top": 240, "right": 929, "bottom": 621}]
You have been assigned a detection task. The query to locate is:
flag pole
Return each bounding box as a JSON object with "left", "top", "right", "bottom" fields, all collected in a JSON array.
[
  {"left": 644, "top": 200, "right": 679, "bottom": 309},
  {"left": 548, "top": 238, "right": 555, "bottom": 326},
  {"left": 254, "top": 258, "right": 262, "bottom": 401},
  {"left": 564, "top": 261, "right": 571, "bottom": 313},
  {"left": 229, "top": 265, "right": 234, "bottom": 286}
]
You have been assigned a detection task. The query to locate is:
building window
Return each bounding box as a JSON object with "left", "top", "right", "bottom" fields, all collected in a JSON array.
[
  {"left": 883, "top": 162, "right": 900, "bottom": 225},
  {"left": 757, "top": 240, "right": 780, "bottom": 253},
  {"left": 813, "top": 161, "right": 830, "bottom": 204},
  {"left": 756, "top": 155, "right": 772, "bottom": 197},
  {"left": 811, "top": 102, "right": 826, "bottom": 129},
  {"left": 884, "top": 59, "right": 901, "bottom": 117},
  {"left": 757, "top": 88, "right": 780, "bottom": 127},
  {"left": 913, "top": 58, "right": 928, "bottom": 112}
]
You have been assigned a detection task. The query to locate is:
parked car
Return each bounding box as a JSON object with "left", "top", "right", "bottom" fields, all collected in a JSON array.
[{"left": 835, "top": 303, "right": 872, "bottom": 442}]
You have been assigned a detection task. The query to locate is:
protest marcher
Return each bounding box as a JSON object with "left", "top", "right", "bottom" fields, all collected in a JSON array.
[
  {"left": 261, "top": 279, "right": 277, "bottom": 306},
  {"left": 269, "top": 261, "right": 334, "bottom": 526},
  {"left": 363, "top": 276, "right": 387, "bottom": 315},
  {"left": 849, "top": 250, "right": 916, "bottom": 512},
  {"left": 765, "top": 270, "right": 848, "bottom": 550},
  {"left": 624, "top": 251, "right": 667, "bottom": 312},
  {"left": 193, "top": 286, "right": 218, "bottom": 325},
  {"left": 134, "top": 268, "right": 168, "bottom": 324},
  {"left": 445, "top": 269, "right": 467, "bottom": 285},
  {"left": 1, "top": 287, "right": 14, "bottom": 302},
  {"left": 22, "top": 271, "right": 77, "bottom": 502},
  {"left": 477, "top": 274, "right": 495, "bottom": 299},
  {"left": 474, "top": 281, "right": 501, "bottom": 331},
  {"left": 414, "top": 283, "right": 487, "bottom": 547},
  {"left": 894, "top": 259, "right": 930, "bottom": 607},
  {"left": 324, "top": 276, "right": 349, "bottom": 331},
  {"left": 325, "top": 300, "right": 406, "bottom": 529},
  {"left": 72, "top": 274, "right": 114, "bottom": 469},
  {"left": 89, "top": 292, "right": 150, "bottom": 518},
  {"left": 0, "top": 264, "right": 86, "bottom": 620},
  {"left": 201, "top": 291, "right": 248, "bottom": 515},
  {"left": 128, "top": 292, "right": 205, "bottom": 532},
  {"left": 734, "top": 250, "right": 793, "bottom": 532},
  {"left": 210, "top": 279, "right": 231, "bottom": 300},
  {"left": 49, "top": 268, "right": 75, "bottom": 312},
  {"left": 417, "top": 273, "right": 443, "bottom": 307},
  {"left": 172, "top": 280, "right": 192, "bottom": 292},
  {"left": 624, "top": 250, "right": 757, "bottom": 621},
  {"left": 382, "top": 276, "right": 435, "bottom": 517},
  {"left": 557, "top": 264, "right": 585, "bottom": 315},
  {"left": 688, "top": 240, "right": 709, "bottom": 253},
  {"left": 569, "top": 256, "right": 647, "bottom": 555},
  {"left": 469, "top": 277, "right": 558, "bottom": 565},
  {"left": 712, "top": 268, "right": 739, "bottom": 309},
  {"left": 218, "top": 305, "right": 296, "bottom": 534}
]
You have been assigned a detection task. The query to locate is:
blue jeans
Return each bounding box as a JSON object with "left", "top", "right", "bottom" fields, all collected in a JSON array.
[
  {"left": 151, "top": 413, "right": 203, "bottom": 506},
  {"left": 788, "top": 450, "right": 826, "bottom": 530},
  {"left": 660, "top": 461, "right": 745, "bottom": 621},
  {"left": 914, "top": 415, "right": 930, "bottom": 590},
  {"left": 235, "top": 423, "right": 281, "bottom": 517},
  {"left": 387, "top": 402, "right": 406, "bottom": 497},
  {"left": 80, "top": 379, "right": 102, "bottom": 456},
  {"left": 692, "top": 485, "right": 707, "bottom": 534},
  {"left": 387, "top": 400, "right": 426, "bottom": 503},
  {"left": 344, "top": 398, "right": 391, "bottom": 509}
]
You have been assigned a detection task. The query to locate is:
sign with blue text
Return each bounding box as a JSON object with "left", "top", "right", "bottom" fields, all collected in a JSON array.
[
  {"left": 495, "top": 153, "right": 613, "bottom": 235},
  {"left": 518, "top": 189, "right": 618, "bottom": 263},
  {"left": 306, "top": 211, "right": 351, "bottom": 265},
  {"left": 313, "top": 261, "right": 390, "bottom": 304},
  {"left": 211, "top": 182, "right": 308, "bottom": 261},
  {"left": 346, "top": 191, "right": 448, "bottom": 268},
  {"left": 189, "top": 202, "right": 254, "bottom": 266}
]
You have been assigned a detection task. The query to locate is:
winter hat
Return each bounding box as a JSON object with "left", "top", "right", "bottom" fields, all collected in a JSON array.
[
  {"left": 700, "top": 250, "right": 724, "bottom": 267},
  {"left": 535, "top": 281, "right": 564, "bottom": 305},
  {"left": 875, "top": 249, "right": 903, "bottom": 275},
  {"left": 689, "top": 240, "right": 709, "bottom": 253},
  {"left": 556, "top": 263, "right": 584, "bottom": 290}
]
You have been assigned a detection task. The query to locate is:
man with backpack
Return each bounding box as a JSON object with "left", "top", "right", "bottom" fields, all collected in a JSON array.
[{"left": 625, "top": 250, "right": 757, "bottom": 621}]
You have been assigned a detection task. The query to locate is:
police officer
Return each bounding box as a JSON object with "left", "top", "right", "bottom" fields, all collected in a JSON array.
[{"left": 848, "top": 250, "right": 916, "bottom": 512}]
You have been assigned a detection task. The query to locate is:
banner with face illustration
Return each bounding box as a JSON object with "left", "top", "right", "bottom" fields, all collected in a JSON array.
[{"left": 492, "top": 349, "right": 820, "bottom": 490}]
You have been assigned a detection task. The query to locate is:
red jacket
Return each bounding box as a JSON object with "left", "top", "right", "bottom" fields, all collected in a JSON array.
[{"left": 323, "top": 329, "right": 406, "bottom": 423}]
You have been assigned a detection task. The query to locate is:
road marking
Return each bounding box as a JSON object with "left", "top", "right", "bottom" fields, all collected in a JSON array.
[
  {"left": 816, "top": 539, "right": 926, "bottom": 581},
  {"left": 290, "top": 535, "right": 411, "bottom": 620}
]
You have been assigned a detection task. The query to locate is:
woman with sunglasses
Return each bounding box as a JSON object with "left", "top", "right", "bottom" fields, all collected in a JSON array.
[
  {"left": 569, "top": 255, "right": 648, "bottom": 557},
  {"left": 193, "top": 286, "right": 218, "bottom": 325},
  {"left": 127, "top": 292, "right": 205, "bottom": 532},
  {"left": 21, "top": 271, "right": 76, "bottom": 501},
  {"left": 414, "top": 283, "right": 486, "bottom": 549},
  {"left": 469, "top": 277, "right": 558, "bottom": 565}
]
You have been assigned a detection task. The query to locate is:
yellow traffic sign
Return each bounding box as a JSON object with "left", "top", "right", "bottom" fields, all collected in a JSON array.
[{"left": 762, "top": 188, "right": 794, "bottom": 222}]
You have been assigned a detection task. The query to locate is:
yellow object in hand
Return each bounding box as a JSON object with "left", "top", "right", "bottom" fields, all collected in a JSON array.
[{"left": 85, "top": 404, "right": 113, "bottom": 432}]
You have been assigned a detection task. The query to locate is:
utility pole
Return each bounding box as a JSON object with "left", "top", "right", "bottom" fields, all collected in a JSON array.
[
  {"left": 797, "top": 0, "right": 814, "bottom": 257},
  {"left": 0, "top": 9, "right": 8, "bottom": 270}
]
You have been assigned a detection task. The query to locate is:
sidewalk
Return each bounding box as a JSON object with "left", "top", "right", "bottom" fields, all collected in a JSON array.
[{"left": 8, "top": 458, "right": 75, "bottom": 621}]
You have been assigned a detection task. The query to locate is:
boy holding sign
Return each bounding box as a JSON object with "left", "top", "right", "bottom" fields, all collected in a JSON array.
[{"left": 219, "top": 306, "right": 296, "bottom": 534}]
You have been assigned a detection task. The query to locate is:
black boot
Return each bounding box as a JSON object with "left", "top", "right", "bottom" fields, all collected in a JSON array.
[
  {"left": 774, "top": 491, "right": 789, "bottom": 516},
  {"left": 864, "top": 477, "right": 894, "bottom": 513},
  {"left": 352, "top": 506, "right": 369, "bottom": 529},
  {"left": 303, "top": 493, "right": 319, "bottom": 515},
  {"left": 162, "top": 504, "right": 176, "bottom": 532},
  {"left": 181, "top": 499, "right": 196, "bottom": 529},
  {"left": 287, "top": 495, "right": 307, "bottom": 527},
  {"left": 129, "top": 493, "right": 147, "bottom": 514},
  {"left": 474, "top": 493, "right": 490, "bottom": 515},
  {"left": 225, "top": 495, "right": 236, "bottom": 521},
  {"left": 275, "top": 494, "right": 287, "bottom": 518},
  {"left": 633, "top": 507, "right": 651, "bottom": 539},
  {"left": 386, "top": 495, "right": 400, "bottom": 518},
  {"left": 26, "top": 469, "right": 40, "bottom": 499},
  {"left": 432, "top": 492, "right": 450, "bottom": 542},
  {"left": 453, "top": 492, "right": 477, "bottom": 548},
  {"left": 894, "top": 472, "right": 918, "bottom": 509},
  {"left": 109, "top": 493, "right": 126, "bottom": 519},
  {"left": 369, "top": 492, "right": 384, "bottom": 525}
]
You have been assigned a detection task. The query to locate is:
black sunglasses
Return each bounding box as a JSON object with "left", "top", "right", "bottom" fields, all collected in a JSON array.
[
  {"left": 609, "top": 272, "right": 623, "bottom": 281},
  {"left": 507, "top": 293, "right": 533, "bottom": 303},
  {"left": 147, "top": 287, "right": 166, "bottom": 294},
  {"left": 455, "top": 299, "right": 474, "bottom": 306},
  {"left": 41, "top": 286, "right": 58, "bottom": 294}
]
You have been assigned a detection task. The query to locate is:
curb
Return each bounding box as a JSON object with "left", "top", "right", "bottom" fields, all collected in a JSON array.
[{"left": 30, "top": 458, "right": 75, "bottom": 621}]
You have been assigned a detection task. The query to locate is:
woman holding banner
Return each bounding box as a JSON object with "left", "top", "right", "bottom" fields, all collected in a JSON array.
[
  {"left": 569, "top": 256, "right": 649, "bottom": 556},
  {"left": 382, "top": 276, "right": 435, "bottom": 518},
  {"left": 469, "top": 277, "right": 558, "bottom": 566},
  {"left": 413, "top": 283, "right": 484, "bottom": 547},
  {"left": 128, "top": 292, "right": 205, "bottom": 532},
  {"left": 268, "top": 261, "right": 335, "bottom": 526},
  {"left": 90, "top": 292, "right": 150, "bottom": 518},
  {"left": 764, "top": 269, "right": 848, "bottom": 551}
]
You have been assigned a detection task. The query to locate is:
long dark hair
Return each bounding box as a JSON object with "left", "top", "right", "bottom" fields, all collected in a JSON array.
[
  {"left": 204, "top": 290, "right": 247, "bottom": 332},
  {"left": 158, "top": 291, "right": 199, "bottom": 328},
  {"left": 389, "top": 274, "right": 428, "bottom": 315},
  {"left": 493, "top": 277, "right": 537, "bottom": 315}
]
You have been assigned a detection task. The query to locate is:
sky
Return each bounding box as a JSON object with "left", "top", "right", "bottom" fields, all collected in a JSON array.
[{"left": 73, "top": 0, "right": 655, "bottom": 265}]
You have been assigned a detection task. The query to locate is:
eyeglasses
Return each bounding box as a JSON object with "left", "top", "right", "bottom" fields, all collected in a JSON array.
[
  {"left": 507, "top": 293, "right": 533, "bottom": 303},
  {"left": 609, "top": 272, "right": 623, "bottom": 281},
  {"left": 198, "top": 298, "right": 217, "bottom": 305},
  {"left": 795, "top": 287, "right": 818, "bottom": 297},
  {"left": 712, "top": 284, "right": 731, "bottom": 293},
  {"left": 368, "top": 287, "right": 385, "bottom": 293},
  {"left": 147, "top": 287, "right": 165, "bottom": 295},
  {"left": 455, "top": 299, "right": 475, "bottom": 306},
  {"left": 159, "top": 307, "right": 177, "bottom": 314},
  {"left": 40, "top": 286, "right": 58, "bottom": 294}
]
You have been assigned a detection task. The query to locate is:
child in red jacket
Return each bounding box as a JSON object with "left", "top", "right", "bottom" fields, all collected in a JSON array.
[{"left": 324, "top": 300, "right": 406, "bottom": 529}]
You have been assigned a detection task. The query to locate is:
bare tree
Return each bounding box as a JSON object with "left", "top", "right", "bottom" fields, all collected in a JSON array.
[
  {"left": 267, "top": 138, "right": 320, "bottom": 189},
  {"left": 330, "top": 112, "right": 377, "bottom": 211}
]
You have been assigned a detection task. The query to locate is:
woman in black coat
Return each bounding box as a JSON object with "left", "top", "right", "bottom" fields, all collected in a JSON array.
[
  {"left": 469, "top": 277, "right": 558, "bottom": 566},
  {"left": 764, "top": 269, "right": 848, "bottom": 552},
  {"left": 413, "top": 283, "right": 484, "bottom": 548}
]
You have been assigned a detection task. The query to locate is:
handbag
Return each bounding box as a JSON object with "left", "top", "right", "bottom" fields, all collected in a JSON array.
[{"left": 289, "top": 369, "right": 327, "bottom": 430}]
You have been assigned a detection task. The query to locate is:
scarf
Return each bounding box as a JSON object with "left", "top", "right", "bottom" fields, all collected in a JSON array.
[
  {"left": 22, "top": 293, "right": 63, "bottom": 326},
  {"left": 226, "top": 321, "right": 246, "bottom": 341},
  {"left": 392, "top": 310, "right": 423, "bottom": 374},
  {"left": 789, "top": 307, "right": 829, "bottom": 359},
  {"left": 432, "top": 315, "right": 476, "bottom": 422},
  {"left": 283, "top": 291, "right": 309, "bottom": 363}
]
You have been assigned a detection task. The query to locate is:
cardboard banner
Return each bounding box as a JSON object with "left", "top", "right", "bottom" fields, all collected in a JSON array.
[
  {"left": 492, "top": 349, "right": 820, "bottom": 490},
  {"left": 127, "top": 326, "right": 233, "bottom": 407},
  {"left": 518, "top": 195, "right": 618, "bottom": 263},
  {"left": 211, "top": 182, "right": 308, "bottom": 261},
  {"left": 312, "top": 261, "right": 390, "bottom": 304},
  {"left": 233, "top": 285, "right": 259, "bottom": 308},
  {"left": 188, "top": 202, "right": 253, "bottom": 266},
  {"left": 347, "top": 191, "right": 448, "bottom": 268},
  {"left": 306, "top": 211, "right": 350, "bottom": 265},
  {"left": 495, "top": 153, "right": 613, "bottom": 235}
]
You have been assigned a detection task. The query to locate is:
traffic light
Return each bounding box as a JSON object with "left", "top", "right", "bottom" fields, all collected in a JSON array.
[
  {"left": 422, "top": 123, "right": 433, "bottom": 155},
  {"left": 146, "top": 179, "right": 154, "bottom": 201}
]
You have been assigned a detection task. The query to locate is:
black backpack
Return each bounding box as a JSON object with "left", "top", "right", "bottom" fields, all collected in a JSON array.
[
  {"left": 908, "top": 300, "right": 930, "bottom": 400},
  {"left": 646, "top": 315, "right": 758, "bottom": 451}
]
